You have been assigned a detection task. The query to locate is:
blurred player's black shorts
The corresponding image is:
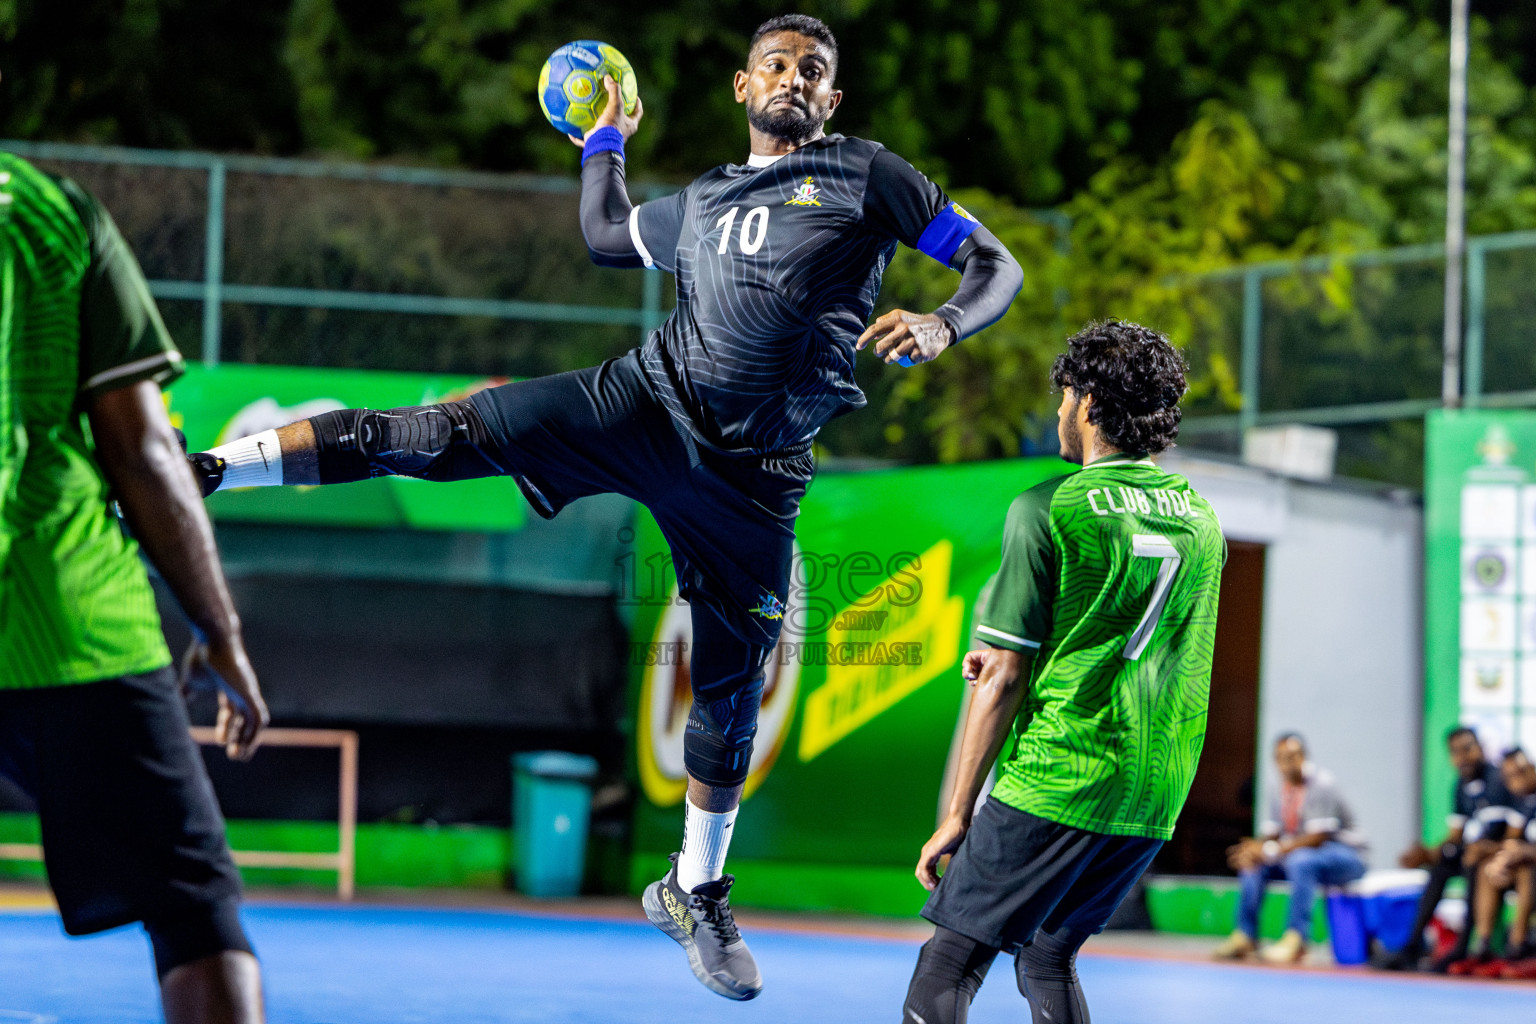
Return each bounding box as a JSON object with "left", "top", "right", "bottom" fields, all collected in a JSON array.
[
  {"left": 469, "top": 349, "right": 812, "bottom": 653},
  {"left": 922, "top": 797, "right": 1162, "bottom": 952},
  {"left": 0, "top": 667, "right": 243, "bottom": 936}
]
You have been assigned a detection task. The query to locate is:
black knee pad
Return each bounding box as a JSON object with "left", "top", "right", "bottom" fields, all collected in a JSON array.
[
  {"left": 309, "top": 400, "right": 503, "bottom": 484},
  {"left": 1016, "top": 929, "right": 1081, "bottom": 986},
  {"left": 144, "top": 897, "right": 253, "bottom": 979},
  {"left": 683, "top": 670, "right": 766, "bottom": 789},
  {"left": 902, "top": 927, "right": 997, "bottom": 1024}
]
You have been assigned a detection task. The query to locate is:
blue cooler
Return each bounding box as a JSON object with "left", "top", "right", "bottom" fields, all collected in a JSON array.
[
  {"left": 1325, "top": 890, "right": 1369, "bottom": 964},
  {"left": 1359, "top": 869, "right": 1430, "bottom": 953},
  {"left": 513, "top": 751, "right": 599, "bottom": 898},
  {"left": 1326, "top": 869, "right": 1429, "bottom": 964}
]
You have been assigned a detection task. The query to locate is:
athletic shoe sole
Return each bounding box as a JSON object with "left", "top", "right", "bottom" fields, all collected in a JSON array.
[{"left": 642, "top": 881, "right": 760, "bottom": 1001}]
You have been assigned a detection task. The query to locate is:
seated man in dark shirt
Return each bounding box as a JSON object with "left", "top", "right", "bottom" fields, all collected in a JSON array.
[
  {"left": 1449, "top": 748, "right": 1536, "bottom": 977},
  {"left": 1376, "top": 726, "right": 1508, "bottom": 971}
]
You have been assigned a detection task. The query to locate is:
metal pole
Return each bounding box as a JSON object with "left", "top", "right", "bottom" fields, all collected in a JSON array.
[
  {"left": 1464, "top": 240, "right": 1485, "bottom": 408},
  {"left": 202, "top": 159, "right": 227, "bottom": 366},
  {"left": 1239, "top": 269, "right": 1263, "bottom": 435},
  {"left": 1442, "top": 0, "right": 1469, "bottom": 408}
]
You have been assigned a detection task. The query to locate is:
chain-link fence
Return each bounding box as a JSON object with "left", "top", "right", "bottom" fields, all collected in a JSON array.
[
  {"left": 8, "top": 139, "right": 1535, "bottom": 489},
  {"left": 5, "top": 140, "right": 672, "bottom": 381}
]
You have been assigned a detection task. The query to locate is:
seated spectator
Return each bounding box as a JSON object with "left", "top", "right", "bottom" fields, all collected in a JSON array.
[
  {"left": 1375, "top": 726, "right": 1508, "bottom": 971},
  {"left": 1213, "top": 733, "right": 1368, "bottom": 964},
  {"left": 1450, "top": 748, "right": 1536, "bottom": 977}
]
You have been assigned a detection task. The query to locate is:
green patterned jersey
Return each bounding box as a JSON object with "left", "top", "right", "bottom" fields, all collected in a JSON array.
[
  {"left": 0, "top": 153, "right": 184, "bottom": 688},
  {"left": 978, "top": 453, "right": 1224, "bottom": 840}
]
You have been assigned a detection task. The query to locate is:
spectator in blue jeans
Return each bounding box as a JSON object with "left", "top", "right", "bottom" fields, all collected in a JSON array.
[{"left": 1213, "top": 734, "right": 1368, "bottom": 964}]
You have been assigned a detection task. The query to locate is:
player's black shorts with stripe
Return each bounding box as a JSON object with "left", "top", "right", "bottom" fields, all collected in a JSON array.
[
  {"left": 0, "top": 668, "right": 247, "bottom": 956},
  {"left": 923, "top": 797, "right": 1162, "bottom": 952},
  {"left": 468, "top": 348, "right": 811, "bottom": 660}
]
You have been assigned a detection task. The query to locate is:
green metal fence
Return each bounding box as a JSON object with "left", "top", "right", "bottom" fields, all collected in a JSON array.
[
  {"left": 1181, "top": 233, "right": 1536, "bottom": 437},
  {"left": 7, "top": 139, "right": 1535, "bottom": 485},
  {"left": 2, "top": 139, "right": 674, "bottom": 377}
]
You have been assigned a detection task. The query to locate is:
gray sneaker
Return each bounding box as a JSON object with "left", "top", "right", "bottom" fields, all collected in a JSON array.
[{"left": 642, "top": 854, "right": 762, "bottom": 1001}]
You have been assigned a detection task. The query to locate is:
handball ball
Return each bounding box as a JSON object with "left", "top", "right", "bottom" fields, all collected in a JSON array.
[{"left": 538, "top": 41, "right": 639, "bottom": 137}]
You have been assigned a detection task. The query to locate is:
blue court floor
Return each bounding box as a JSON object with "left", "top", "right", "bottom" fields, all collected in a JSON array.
[{"left": 2, "top": 902, "right": 1534, "bottom": 1023}]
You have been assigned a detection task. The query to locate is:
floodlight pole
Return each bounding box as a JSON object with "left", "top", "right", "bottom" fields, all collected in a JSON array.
[{"left": 1442, "top": 0, "right": 1470, "bottom": 408}]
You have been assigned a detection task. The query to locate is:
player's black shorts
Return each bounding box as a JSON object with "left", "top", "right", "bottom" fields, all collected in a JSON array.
[
  {"left": 0, "top": 667, "right": 243, "bottom": 937},
  {"left": 469, "top": 349, "right": 812, "bottom": 656},
  {"left": 922, "top": 797, "right": 1162, "bottom": 952}
]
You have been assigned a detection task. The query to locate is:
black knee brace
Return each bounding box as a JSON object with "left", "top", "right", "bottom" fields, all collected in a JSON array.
[
  {"left": 144, "top": 897, "right": 253, "bottom": 979},
  {"left": 309, "top": 400, "right": 504, "bottom": 484},
  {"left": 1015, "top": 929, "right": 1091, "bottom": 1024},
  {"left": 683, "top": 673, "right": 765, "bottom": 789},
  {"left": 901, "top": 927, "right": 997, "bottom": 1024}
]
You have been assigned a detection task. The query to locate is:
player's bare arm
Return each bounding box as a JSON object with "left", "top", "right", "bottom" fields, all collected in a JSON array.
[
  {"left": 916, "top": 646, "right": 1031, "bottom": 890},
  {"left": 89, "top": 380, "right": 269, "bottom": 759}
]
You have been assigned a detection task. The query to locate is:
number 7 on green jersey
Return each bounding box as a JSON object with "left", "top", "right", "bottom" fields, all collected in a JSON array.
[{"left": 1123, "top": 534, "right": 1181, "bottom": 661}]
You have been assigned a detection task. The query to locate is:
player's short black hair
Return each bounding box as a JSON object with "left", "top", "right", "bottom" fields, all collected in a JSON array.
[
  {"left": 749, "top": 14, "right": 839, "bottom": 77},
  {"left": 1273, "top": 731, "right": 1306, "bottom": 751},
  {"left": 1505, "top": 746, "right": 1529, "bottom": 763},
  {"left": 1050, "top": 320, "right": 1187, "bottom": 455},
  {"left": 1447, "top": 725, "right": 1479, "bottom": 745}
]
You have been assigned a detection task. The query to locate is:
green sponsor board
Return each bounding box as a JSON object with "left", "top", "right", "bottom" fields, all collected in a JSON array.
[
  {"left": 1424, "top": 410, "right": 1536, "bottom": 841},
  {"left": 624, "top": 456, "right": 1070, "bottom": 907},
  {"left": 165, "top": 363, "right": 528, "bottom": 532}
]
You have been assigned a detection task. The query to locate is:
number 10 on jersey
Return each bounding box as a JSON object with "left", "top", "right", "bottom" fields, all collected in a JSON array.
[{"left": 716, "top": 206, "right": 770, "bottom": 256}]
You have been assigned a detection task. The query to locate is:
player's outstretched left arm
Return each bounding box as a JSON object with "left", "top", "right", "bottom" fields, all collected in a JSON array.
[
  {"left": 856, "top": 151, "right": 1024, "bottom": 365},
  {"left": 858, "top": 224, "right": 1023, "bottom": 365}
]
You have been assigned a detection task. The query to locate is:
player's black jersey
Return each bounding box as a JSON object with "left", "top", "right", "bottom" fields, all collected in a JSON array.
[
  {"left": 1452, "top": 761, "right": 1508, "bottom": 825},
  {"left": 580, "top": 133, "right": 1019, "bottom": 456}
]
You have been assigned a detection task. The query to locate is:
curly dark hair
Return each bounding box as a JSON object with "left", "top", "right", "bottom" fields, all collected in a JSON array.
[
  {"left": 750, "top": 14, "right": 838, "bottom": 77},
  {"left": 1049, "top": 320, "right": 1188, "bottom": 455}
]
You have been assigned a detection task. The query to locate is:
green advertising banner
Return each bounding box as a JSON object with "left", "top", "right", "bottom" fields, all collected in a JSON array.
[
  {"left": 623, "top": 456, "right": 1071, "bottom": 914},
  {"left": 165, "top": 363, "right": 529, "bottom": 532},
  {"left": 1424, "top": 410, "right": 1536, "bottom": 840}
]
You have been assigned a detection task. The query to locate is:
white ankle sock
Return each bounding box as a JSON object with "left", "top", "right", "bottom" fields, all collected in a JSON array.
[
  {"left": 207, "top": 429, "right": 283, "bottom": 490},
  {"left": 676, "top": 798, "right": 737, "bottom": 893}
]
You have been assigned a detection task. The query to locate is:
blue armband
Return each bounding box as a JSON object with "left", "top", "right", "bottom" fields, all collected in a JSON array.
[
  {"left": 581, "top": 126, "right": 626, "bottom": 166},
  {"left": 916, "top": 202, "right": 981, "bottom": 267}
]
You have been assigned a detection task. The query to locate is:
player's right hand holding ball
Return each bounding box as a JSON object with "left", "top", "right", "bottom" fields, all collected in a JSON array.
[{"left": 570, "top": 76, "right": 644, "bottom": 147}]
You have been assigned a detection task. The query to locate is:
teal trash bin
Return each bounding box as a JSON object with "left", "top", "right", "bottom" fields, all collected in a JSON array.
[{"left": 513, "top": 751, "right": 599, "bottom": 898}]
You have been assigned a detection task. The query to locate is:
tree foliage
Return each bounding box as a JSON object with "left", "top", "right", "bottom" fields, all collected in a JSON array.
[{"left": 4, "top": 0, "right": 1535, "bottom": 478}]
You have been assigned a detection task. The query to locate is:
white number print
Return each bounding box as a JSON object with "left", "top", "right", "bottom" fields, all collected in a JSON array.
[
  {"left": 715, "top": 207, "right": 738, "bottom": 254},
  {"left": 739, "top": 206, "right": 769, "bottom": 254},
  {"left": 715, "top": 205, "right": 771, "bottom": 256},
  {"left": 1123, "top": 534, "right": 1182, "bottom": 661}
]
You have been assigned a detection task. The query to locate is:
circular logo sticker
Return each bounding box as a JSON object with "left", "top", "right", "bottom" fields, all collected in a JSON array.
[{"left": 1473, "top": 550, "right": 1508, "bottom": 589}]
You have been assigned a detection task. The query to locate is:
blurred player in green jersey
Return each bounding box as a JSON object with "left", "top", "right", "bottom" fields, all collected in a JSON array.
[
  {"left": 0, "top": 152, "right": 268, "bottom": 1023},
  {"left": 900, "top": 321, "right": 1224, "bottom": 1024}
]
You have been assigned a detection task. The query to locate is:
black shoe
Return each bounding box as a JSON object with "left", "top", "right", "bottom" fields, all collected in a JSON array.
[
  {"left": 642, "top": 854, "right": 762, "bottom": 1001},
  {"left": 1424, "top": 948, "right": 1466, "bottom": 974},
  {"left": 1371, "top": 941, "right": 1424, "bottom": 971},
  {"left": 173, "top": 430, "right": 226, "bottom": 498}
]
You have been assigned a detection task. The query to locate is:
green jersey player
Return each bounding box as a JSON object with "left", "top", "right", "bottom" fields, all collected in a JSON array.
[
  {"left": 0, "top": 152, "right": 268, "bottom": 1023},
  {"left": 901, "top": 321, "right": 1224, "bottom": 1024}
]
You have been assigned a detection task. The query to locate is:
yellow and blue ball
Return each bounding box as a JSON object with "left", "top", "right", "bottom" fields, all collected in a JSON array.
[{"left": 537, "top": 41, "right": 638, "bottom": 138}]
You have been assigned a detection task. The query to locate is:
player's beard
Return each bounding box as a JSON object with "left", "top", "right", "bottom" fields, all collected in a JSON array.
[
  {"left": 1058, "top": 399, "right": 1084, "bottom": 463},
  {"left": 748, "top": 95, "right": 825, "bottom": 145}
]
